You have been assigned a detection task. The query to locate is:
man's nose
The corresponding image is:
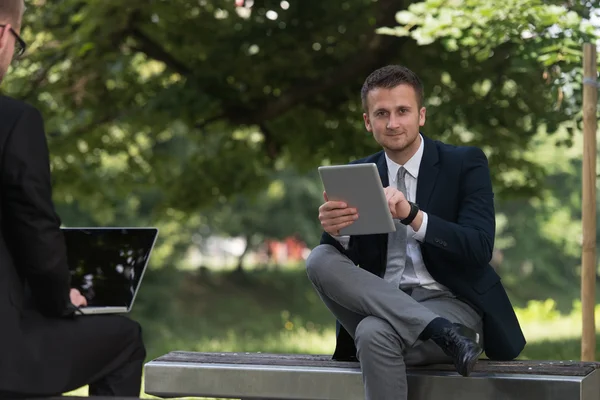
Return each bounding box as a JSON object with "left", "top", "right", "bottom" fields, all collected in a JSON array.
[{"left": 387, "top": 114, "right": 401, "bottom": 130}]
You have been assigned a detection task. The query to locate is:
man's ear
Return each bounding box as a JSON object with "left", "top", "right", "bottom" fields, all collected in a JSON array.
[
  {"left": 363, "top": 113, "right": 372, "bottom": 132},
  {"left": 419, "top": 107, "right": 426, "bottom": 127}
]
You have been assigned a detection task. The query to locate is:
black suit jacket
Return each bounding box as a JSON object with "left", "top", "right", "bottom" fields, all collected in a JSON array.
[
  {"left": 321, "top": 135, "right": 526, "bottom": 361},
  {"left": 0, "top": 96, "right": 76, "bottom": 388}
]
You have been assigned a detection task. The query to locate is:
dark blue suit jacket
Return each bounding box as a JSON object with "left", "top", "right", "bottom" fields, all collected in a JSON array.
[{"left": 320, "top": 135, "right": 526, "bottom": 361}]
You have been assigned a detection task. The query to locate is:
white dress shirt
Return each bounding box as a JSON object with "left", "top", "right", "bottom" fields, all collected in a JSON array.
[{"left": 334, "top": 135, "right": 448, "bottom": 291}]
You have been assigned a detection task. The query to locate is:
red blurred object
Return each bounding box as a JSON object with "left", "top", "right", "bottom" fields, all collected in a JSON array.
[{"left": 235, "top": 0, "right": 245, "bottom": 6}]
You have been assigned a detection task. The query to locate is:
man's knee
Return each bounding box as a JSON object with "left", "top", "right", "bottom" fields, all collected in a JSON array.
[
  {"left": 305, "top": 244, "right": 340, "bottom": 283},
  {"left": 355, "top": 316, "right": 403, "bottom": 355},
  {"left": 119, "top": 317, "right": 146, "bottom": 361},
  {"left": 131, "top": 320, "right": 146, "bottom": 360}
]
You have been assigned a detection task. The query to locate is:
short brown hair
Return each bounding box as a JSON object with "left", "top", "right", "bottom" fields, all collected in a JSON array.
[
  {"left": 361, "top": 65, "right": 424, "bottom": 112},
  {"left": 0, "top": 0, "right": 25, "bottom": 29}
]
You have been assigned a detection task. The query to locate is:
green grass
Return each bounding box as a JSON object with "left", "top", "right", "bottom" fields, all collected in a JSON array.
[
  {"left": 522, "top": 334, "right": 600, "bottom": 361},
  {"left": 64, "top": 267, "right": 599, "bottom": 399},
  {"left": 131, "top": 266, "right": 338, "bottom": 360},
  {"left": 515, "top": 298, "right": 600, "bottom": 360}
]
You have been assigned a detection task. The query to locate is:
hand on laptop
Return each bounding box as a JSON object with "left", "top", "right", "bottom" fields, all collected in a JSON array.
[
  {"left": 319, "top": 191, "right": 358, "bottom": 236},
  {"left": 70, "top": 288, "right": 88, "bottom": 307}
]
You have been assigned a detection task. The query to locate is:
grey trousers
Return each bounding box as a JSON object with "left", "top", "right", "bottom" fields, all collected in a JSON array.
[{"left": 306, "top": 244, "right": 483, "bottom": 400}]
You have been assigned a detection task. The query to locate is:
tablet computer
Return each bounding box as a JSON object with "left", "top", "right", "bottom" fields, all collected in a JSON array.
[{"left": 318, "top": 163, "right": 396, "bottom": 235}]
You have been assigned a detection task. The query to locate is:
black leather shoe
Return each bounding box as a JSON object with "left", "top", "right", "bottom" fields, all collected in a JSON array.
[{"left": 431, "top": 323, "right": 483, "bottom": 377}]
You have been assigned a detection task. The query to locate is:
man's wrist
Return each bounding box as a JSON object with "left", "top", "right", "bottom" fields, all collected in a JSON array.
[
  {"left": 400, "top": 201, "right": 412, "bottom": 219},
  {"left": 410, "top": 210, "right": 424, "bottom": 232}
]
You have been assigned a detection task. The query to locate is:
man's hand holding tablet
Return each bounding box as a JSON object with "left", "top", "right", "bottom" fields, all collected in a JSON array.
[{"left": 318, "top": 192, "right": 359, "bottom": 236}]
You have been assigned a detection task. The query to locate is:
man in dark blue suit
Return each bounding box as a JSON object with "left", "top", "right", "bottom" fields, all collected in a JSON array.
[{"left": 306, "top": 65, "right": 525, "bottom": 400}]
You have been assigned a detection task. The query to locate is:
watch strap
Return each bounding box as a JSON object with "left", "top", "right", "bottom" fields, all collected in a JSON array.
[{"left": 400, "top": 201, "right": 419, "bottom": 225}]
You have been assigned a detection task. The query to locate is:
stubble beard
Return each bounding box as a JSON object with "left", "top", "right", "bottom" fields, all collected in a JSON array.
[{"left": 384, "top": 130, "right": 419, "bottom": 152}]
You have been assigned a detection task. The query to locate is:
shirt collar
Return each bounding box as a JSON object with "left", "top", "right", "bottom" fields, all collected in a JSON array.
[{"left": 386, "top": 134, "right": 424, "bottom": 183}]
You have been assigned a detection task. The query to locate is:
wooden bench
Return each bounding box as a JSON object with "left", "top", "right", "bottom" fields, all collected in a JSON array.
[{"left": 144, "top": 351, "right": 600, "bottom": 400}]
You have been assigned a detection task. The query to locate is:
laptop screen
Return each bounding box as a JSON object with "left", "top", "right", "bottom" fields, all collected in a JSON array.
[{"left": 62, "top": 228, "right": 158, "bottom": 308}]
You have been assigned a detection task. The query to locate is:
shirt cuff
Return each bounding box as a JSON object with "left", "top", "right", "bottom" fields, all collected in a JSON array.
[
  {"left": 332, "top": 235, "right": 350, "bottom": 250},
  {"left": 411, "top": 211, "right": 428, "bottom": 242}
]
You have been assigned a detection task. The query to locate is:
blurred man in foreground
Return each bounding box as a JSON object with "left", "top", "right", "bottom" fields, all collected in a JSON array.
[{"left": 0, "top": 0, "right": 146, "bottom": 396}]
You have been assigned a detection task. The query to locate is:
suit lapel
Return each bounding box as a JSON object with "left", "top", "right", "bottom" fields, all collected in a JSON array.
[
  {"left": 416, "top": 135, "right": 440, "bottom": 210},
  {"left": 375, "top": 152, "right": 389, "bottom": 187},
  {"left": 375, "top": 151, "right": 390, "bottom": 275}
]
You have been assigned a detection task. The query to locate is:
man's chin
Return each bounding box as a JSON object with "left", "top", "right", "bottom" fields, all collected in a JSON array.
[
  {"left": 383, "top": 139, "right": 420, "bottom": 154},
  {"left": 384, "top": 139, "right": 409, "bottom": 152},
  {"left": 386, "top": 145, "right": 410, "bottom": 153}
]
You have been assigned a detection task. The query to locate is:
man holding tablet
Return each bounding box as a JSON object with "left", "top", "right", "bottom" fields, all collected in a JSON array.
[{"left": 306, "top": 65, "right": 525, "bottom": 400}]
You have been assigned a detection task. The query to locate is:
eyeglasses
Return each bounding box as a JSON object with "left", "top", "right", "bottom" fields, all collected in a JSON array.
[{"left": 0, "top": 24, "right": 26, "bottom": 59}]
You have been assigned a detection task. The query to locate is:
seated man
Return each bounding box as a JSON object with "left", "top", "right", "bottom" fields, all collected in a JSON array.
[
  {"left": 0, "top": 1, "right": 145, "bottom": 397},
  {"left": 306, "top": 64, "right": 525, "bottom": 400}
]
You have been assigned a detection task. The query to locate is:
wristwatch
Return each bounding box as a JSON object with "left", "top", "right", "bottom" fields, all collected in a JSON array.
[{"left": 400, "top": 201, "right": 419, "bottom": 225}]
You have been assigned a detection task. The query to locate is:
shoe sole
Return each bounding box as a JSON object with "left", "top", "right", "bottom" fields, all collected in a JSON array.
[{"left": 461, "top": 346, "right": 484, "bottom": 377}]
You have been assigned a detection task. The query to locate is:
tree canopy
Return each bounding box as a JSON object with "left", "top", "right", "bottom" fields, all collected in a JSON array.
[{"left": 2, "top": 0, "right": 597, "bottom": 220}]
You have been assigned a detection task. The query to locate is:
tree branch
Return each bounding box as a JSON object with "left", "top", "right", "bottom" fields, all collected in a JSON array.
[
  {"left": 195, "top": 113, "right": 227, "bottom": 131},
  {"left": 244, "top": 0, "right": 408, "bottom": 124},
  {"left": 21, "top": 53, "right": 66, "bottom": 102},
  {"left": 129, "top": 0, "right": 409, "bottom": 129},
  {"left": 129, "top": 26, "right": 192, "bottom": 76},
  {"left": 47, "top": 114, "right": 115, "bottom": 139},
  {"left": 259, "top": 122, "right": 280, "bottom": 161}
]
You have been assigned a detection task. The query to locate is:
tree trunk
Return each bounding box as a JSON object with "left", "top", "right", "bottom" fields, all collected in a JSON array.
[{"left": 236, "top": 236, "right": 251, "bottom": 273}]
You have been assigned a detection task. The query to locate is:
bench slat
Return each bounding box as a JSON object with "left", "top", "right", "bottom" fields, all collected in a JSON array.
[{"left": 155, "top": 351, "right": 600, "bottom": 377}]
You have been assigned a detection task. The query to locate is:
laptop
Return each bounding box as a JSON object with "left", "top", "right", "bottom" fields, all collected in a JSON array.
[{"left": 62, "top": 227, "right": 159, "bottom": 315}]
